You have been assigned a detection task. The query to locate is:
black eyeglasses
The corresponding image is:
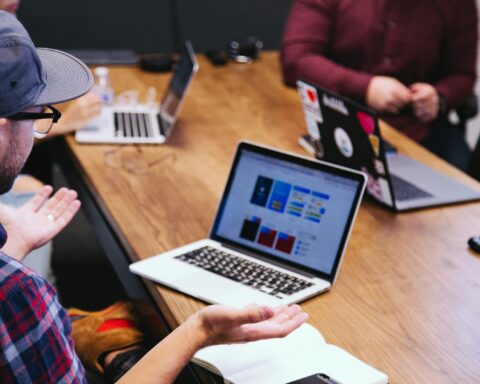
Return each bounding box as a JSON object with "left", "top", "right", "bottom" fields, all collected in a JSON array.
[{"left": 7, "top": 105, "right": 62, "bottom": 135}]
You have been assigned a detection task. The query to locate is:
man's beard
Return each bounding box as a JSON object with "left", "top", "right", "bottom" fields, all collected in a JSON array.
[{"left": 0, "top": 139, "right": 28, "bottom": 194}]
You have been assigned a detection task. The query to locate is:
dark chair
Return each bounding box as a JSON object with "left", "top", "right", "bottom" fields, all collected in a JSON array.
[
  {"left": 457, "top": 95, "right": 480, "bottom": 180},
  {"left": 456, "top": 94, "right": 478, "bottom": 135},
  {"left": 468, "top": 135, "right": 480, "bottom": 181}
]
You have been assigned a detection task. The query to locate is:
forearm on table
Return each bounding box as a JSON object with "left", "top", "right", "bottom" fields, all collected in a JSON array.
[{"left": 116, "top": 313, "right": 206, "bottom": 384}]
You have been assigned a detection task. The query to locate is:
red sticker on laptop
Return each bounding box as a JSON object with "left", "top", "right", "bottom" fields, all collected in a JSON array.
[
  {"left": 306, "top": 89, "right": 317, "bottom": 103},
  {"left": 356, "top": 111, "right": 375, "bottom": 134},
  {"left": 298, "top": 82, "right": 323, "bottom": 123}
]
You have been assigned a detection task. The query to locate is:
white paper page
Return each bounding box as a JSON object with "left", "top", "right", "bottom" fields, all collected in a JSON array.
[
  {"left": 228, "top": 344, "right": 387, "bottom": 384},
  {"left": 193, "top": 324, "right": 324, "bottom": 378}
]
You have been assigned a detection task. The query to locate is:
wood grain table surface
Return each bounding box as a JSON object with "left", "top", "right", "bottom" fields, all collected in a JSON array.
[{"left": 63, "top": 52, "right": 480, "bottom": 383}]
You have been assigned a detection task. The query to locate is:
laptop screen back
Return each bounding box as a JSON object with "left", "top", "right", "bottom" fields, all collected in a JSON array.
[
  {"left": 160, "top": 41, "right": 199, "bottom": 136},
  {"left": 297, "top": 80, "right": 394, "bottom": 207},
  {"left": 211, "top": 142, "right": 366, "bottom": 281}
]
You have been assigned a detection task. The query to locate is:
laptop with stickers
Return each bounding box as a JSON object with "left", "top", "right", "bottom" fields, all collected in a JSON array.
[
  {"left": 75, "top": 41, "right": 198, "bottom": 144},
  {"left": 297, "top": 80, "right": 480, "bottom": 211},
  {"left": 130, "top": 142, "right": 366, "bottom": 307}
]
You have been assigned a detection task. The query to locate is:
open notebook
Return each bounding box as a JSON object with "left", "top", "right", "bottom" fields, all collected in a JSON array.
[{"left": 192, "top": 323, "right": 388, "bottom": 384}]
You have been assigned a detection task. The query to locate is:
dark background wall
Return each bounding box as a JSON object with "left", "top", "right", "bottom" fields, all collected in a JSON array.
[{"left": 18, "top": 0, "right": 294, "bottom": 53}]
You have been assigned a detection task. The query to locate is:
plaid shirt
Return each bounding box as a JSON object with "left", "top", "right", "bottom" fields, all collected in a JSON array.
[{"left": 0, "top": 233, "right": 86, "bottom": 383}]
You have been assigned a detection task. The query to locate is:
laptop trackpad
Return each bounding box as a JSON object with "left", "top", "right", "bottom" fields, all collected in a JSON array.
[
  {"left": 174, "top": 272, "right": 279, "bottom": 307},
  {"left": 174, "top": 272, "right": 237, "bottom": 299}
]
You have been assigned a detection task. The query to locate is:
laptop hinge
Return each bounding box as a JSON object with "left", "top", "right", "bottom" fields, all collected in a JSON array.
[
  {"left": 156, "top": 114, "right": 165, "bottom": 136},
  {"left": 220, "top": 242, "right": 318, "bottom": 279}
]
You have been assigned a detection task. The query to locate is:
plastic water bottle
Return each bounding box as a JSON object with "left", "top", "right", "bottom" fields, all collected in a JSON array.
[{"left": 94, "top": 67, "right": 114, "bottom": 105}]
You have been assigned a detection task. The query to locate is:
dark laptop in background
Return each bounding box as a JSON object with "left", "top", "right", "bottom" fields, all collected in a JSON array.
[
  {"left": 130, "top": 142, "right": 366, "bottom": 307},
  {"left": 297, "top": 80, "right": 480, "bottom": 211}
]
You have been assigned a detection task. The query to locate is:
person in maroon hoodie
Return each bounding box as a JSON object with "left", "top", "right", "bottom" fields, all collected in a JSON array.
[{"left": 281, "top": 0, "right": 478, "bottom": 170}]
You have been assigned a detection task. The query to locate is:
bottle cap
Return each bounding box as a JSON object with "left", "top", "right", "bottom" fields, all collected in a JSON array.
[{"left": 94, "top": 66, "right": 109, "bottom": 77}]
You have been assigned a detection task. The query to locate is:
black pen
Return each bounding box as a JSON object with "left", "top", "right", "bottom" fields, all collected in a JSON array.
[
  {"left": 317, "top": 373, "right": 342, "bottom": 384},
  {"left": 468, "top": 236, "right": 480, "bottom": 253}
]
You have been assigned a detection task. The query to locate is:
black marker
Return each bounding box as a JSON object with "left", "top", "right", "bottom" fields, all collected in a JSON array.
[
  {"left": 468, "top": 236, "right": 480, "bottom": 253},
  {"left": 287, "top": 373, "right": 342, "bottom": 384}
]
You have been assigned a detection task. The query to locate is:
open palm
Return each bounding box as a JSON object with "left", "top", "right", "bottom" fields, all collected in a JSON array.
[
  {"left": 0, "top": 186, "right": 81, "bottom": 261},
  {"left": 198, "top": 304, "right": 308, "bottom": 347}
]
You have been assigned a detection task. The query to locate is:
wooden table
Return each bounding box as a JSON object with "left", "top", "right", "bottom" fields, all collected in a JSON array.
[{"left": 58, "top": 52, "right": 480, "bottom": 383}]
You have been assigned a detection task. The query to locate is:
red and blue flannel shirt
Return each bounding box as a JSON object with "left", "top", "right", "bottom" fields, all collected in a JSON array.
[{"left": 0, "top": 225, "right": 86, "bottom": 383}]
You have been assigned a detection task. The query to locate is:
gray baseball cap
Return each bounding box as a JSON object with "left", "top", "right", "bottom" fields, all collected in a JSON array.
[{"left": 0, "top": 11, "right": 93, "bottom": 117}]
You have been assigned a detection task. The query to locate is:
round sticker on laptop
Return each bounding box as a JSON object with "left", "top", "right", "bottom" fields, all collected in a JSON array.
[{"left": 334, "top": 127, "right": 353, "bottom": 158}]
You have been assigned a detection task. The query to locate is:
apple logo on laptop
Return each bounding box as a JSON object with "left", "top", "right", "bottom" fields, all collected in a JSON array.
[{"left": 334, "top": 127, "right": 353, "bottom": 158}]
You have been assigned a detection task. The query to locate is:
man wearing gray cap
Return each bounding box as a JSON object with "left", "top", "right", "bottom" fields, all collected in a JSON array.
[{"left": 0, "top": 11, "right": 307, "bottom": 384}]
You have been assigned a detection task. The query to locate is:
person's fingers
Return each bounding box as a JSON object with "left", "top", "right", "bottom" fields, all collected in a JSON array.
[
  {"left": 414, "top": 100, "right": 436, "bottom": 116},
  {"left": 385, "top": 101, "right": 401, "bottom": 114},
  {"left": 37, "top": 187, "right": 70, "bottom": 213},
  {"left": 413, "top": 98, "right": 431, "bottom": 111},
  {"left": 411, "top": 85, "right": 438, "bottom": 112},
  {"left": 272, "top": 304, "right": 289, "bottom": 315},
  {"left": 84, "top": 96, "right": 103, "bottom": 109},
  {"left": 415, "top": 106, "right": 435, "bottom": 122},
  {"left": 241, "top": 310, "right": 308, "bottom": 341},
  {"left": 88, "top": 103, "right": 103, "bottom": 116},
  {"left": 38, "top": 188, "right": 78, "bottom": 218},
  {"left": 409, "top": 83, "right": 421, "bottom": 92},
  {"left": 397, "top": 90, "right": 412, "bottom": 105},
  {"left": 51, "top": 200, "right": 81, "bottom": 235},
  {"left": 414, "top": 106, "right": 427, "bottom": 120},
  {"left": 234, "top": 305, "right": 275, "bottom": 326},
  {"left": 49, "top": 190, "right": 78, "bottom": 219},
  {"left": 412, "top": 90, "right": 433, "bottom": 105},
  {"left": 411, "top": 91, "right": 427, "bottom": 103},
  {"left": 81, "top": 92, "right": 102, "bottom": 105},
  {"left": 22, "top": 185, "right": 54, "bottom": 212},
  {"left": 274, "top": 312, "right": 309, "bottom": 336},
  {"left": 392, "top": 82, "right": 412, "bottom": 104},
  {"left": 271, "top": 304, "right": 303, "bottom": 325}
]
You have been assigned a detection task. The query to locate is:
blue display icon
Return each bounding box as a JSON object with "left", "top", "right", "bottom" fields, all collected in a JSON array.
[{"left": 267, "top": 181, "right": 292, "bottom": 213}]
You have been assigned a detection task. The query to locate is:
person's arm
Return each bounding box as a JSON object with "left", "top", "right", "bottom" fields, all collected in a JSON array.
[
  {"left": 0, "top": 186, "right": 81, "bottom": 261},
  {"left": 281, "top": 0, "right": 372, "bottom": 101},
  {"left": 0, "top": 275, "right": 87, "bottom": 383},
  {"left": 433, "top": 0, "right": 478, "bottom": 110},
  {"left": 117, "top": 304, "right": 308, "bottom": 384}
]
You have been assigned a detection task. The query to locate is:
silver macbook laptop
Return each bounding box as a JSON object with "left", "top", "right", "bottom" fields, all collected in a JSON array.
[
  {"left": 130, "top": 142, "right": 367, "bottom": 307},
  {"left": 75, "top": 41, "right": 199, "bottom": 144},
  {"left": 297, "top": 80, "right": 480, "bottom": 211}
]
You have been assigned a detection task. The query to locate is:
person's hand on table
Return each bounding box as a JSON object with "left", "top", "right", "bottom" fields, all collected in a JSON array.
[
  {"left": 35, "top": 92, "right": 103, "bottom": 138},
  {"left": 0, "top": 186, "right": 81, "bottom": 261},
  {"left": 366, "top": 76, "right": 412, "bottom": 114},
  {"left": 410, "top": 82, "right": 440, "bottom": 122},
  {"left": 191, "top": 303, "right": 309, "bottom": 347}
]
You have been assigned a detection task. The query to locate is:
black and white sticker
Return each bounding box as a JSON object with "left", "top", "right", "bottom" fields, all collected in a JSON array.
[{"left": 334, "top": 127, "right": 353, "bottom": 158}]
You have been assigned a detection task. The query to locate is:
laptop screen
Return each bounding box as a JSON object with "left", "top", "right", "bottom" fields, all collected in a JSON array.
[
  {"left": 160, "top": 41, "right": 199, "bottom": 134},
  {"left": 211, "top": 143, "right": 366, "bottom": 281}
]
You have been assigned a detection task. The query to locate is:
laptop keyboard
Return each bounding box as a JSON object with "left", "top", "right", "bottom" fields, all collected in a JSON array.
[
  {"left": 114, "top": 112, "right": 156, "bottom": 138},
  {"left": 390, "top": 174, "right": 433, "bottom": 201},
  {"left": 175, "top": 246, "right": 314, "bottom": 299}
]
